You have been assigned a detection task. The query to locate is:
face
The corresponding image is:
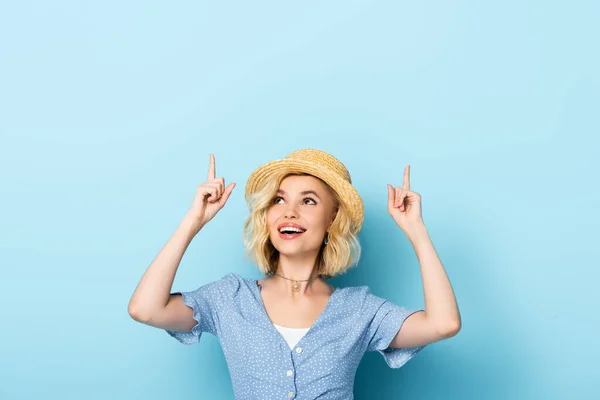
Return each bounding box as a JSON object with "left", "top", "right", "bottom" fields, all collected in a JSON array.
[{"left": 266, "top": 174, "right": 338, "bottom": 257}]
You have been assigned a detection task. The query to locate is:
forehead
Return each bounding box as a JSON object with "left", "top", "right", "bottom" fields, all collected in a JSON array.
[{"left": 278, "top": 174, "right": 330, "bottom": 194}]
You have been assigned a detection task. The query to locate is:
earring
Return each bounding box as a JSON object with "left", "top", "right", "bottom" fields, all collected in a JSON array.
[{"left": 324, "top": 233, "right": 329, "bottom": 245}]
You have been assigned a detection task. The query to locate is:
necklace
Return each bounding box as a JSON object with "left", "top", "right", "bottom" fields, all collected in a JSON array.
[{"left": 272, "top": 272, "right": 320, "bottom": 292}]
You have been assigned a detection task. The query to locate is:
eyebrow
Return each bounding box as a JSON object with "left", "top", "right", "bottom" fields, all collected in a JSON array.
[{"left": 276, "top": 189, "right": 321, "bottom": 200}]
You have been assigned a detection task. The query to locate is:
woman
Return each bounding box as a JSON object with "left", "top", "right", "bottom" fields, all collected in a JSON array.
[{"left": 128, "top": 149, "right": 461, "bottom": 399}]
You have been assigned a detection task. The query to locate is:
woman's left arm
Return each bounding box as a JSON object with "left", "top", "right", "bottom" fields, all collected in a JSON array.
[{"left": 386, "top": 166, "right": 461, "bottom": 349}]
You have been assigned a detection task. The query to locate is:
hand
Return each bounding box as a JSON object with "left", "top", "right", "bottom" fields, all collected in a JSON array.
[
  {"left": 187, "top": 154, "right": 235, "bottom": 227},
  {"left": 387, "top": 165, "right": 424, "bottom": 234}
]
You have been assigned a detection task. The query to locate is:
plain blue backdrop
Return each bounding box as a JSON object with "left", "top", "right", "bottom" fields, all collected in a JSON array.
[{"left": 1, "top": 1, "right": 598, "bottom": 399}]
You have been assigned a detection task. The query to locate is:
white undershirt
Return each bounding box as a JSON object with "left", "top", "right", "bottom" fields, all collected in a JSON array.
[{"left": 273, "top": 323, "right": 310, "bottom": 350}]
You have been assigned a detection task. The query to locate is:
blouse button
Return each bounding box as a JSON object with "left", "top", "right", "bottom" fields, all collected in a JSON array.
[
  {"left": 288, "top": 391, "right": 294, "bottom": 398},
  {"left": 295, "top": 347, "right": 303, "bottom": 353},
  {"left": 286, "top": 370, "right": 293, "bottom": 376}
]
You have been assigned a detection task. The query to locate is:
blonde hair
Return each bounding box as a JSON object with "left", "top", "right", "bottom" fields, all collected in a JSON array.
[{"left": 243, "top": 171, "right": 361, "bottom": 278}]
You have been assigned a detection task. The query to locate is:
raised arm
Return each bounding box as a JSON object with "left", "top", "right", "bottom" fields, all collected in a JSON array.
[
  {"left": 386, "top": 165, "right": 461, "bottom": 348},
  {"left": 127, "top": 154, "right": 235, "bottom": 332}
]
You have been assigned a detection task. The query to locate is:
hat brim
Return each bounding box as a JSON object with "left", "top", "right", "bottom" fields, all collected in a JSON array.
[{"left": 245, "top": 159, "right": 364, "bottom": 233}]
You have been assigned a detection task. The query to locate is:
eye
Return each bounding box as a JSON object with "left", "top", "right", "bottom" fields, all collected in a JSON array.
[{"left": 272, "top": 196, "right": 316, "bottom": 205}]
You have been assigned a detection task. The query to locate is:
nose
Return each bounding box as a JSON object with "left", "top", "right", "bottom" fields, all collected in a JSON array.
[{"left": 283, "top": 202, "right": 299, "bottom": 219}]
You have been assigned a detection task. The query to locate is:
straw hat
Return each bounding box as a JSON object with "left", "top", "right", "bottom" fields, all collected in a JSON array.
[{"left": 245, "top": 149, "right": 364, "bottom": 233}]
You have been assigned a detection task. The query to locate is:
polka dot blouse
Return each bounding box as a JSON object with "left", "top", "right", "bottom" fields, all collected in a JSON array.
[{"left": 166, "top": 272, "right": 425, "bottom": 399}]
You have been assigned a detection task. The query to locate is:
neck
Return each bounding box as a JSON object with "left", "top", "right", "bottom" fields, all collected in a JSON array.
[
  {"left": 275, "top": 252, "right": 320, "bottom": 281},
  {"left": 270, "top": 253, "right": 324, "bottom": 295}
]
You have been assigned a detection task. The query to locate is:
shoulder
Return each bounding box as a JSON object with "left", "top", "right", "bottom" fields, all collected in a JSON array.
[
  {"left": 335, "top": 285, "right": 387, "bottom": 311},
  {"left": 188, "top": 272, "right": 244, "bottom": 298},
  {"left": 215, "top": 272, "right": 267, "bottom": 297},
  {"left": 338, "top": 284, "right": 381, "bottom": 299},
  {"left": 216, "top": 272, "right": 247, "bottom": 293}
]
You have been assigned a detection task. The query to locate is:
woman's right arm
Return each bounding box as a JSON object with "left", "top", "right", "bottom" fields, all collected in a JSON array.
[
  {"left": 127, "top": 214, "right": 204, "bottom": 332},
  {"left": 127, "top": 154, "right": 236, "bottom": 333}
]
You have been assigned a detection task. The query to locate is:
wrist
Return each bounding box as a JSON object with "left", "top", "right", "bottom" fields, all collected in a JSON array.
[
  {"left": 406, "top": 221, "right": 428, "bottom": 242},
  {"left": 180, "top": 213, "right": 205, "bottom": 234}
]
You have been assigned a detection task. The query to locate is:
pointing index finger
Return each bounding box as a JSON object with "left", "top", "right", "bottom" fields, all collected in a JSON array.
[
  {"left": 208, "top": 154, "right": 216, "bottom": 180},
  {"left": 402, "top": 165, "right": 410, "bottom": 190}
]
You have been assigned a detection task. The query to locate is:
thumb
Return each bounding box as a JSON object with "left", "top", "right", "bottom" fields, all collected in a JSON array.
[
  {"left": 219, "top": 182, "right": 236, "bottom": 206},
  {"left": 387, "top": 184, "right": 395, "bottom": 209}
]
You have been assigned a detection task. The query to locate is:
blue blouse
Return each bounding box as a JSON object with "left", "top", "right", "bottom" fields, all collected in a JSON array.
[{"left": 166, "top": 272, "right": 425, "bottom": 399}]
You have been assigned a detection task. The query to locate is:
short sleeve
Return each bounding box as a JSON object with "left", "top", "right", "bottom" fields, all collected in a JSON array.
[
  {"left": 363, "top": 288, "right": 426, "bottom": 368},
  {"left": 165, "top": 272, "right": 239, "bottom": 345}
]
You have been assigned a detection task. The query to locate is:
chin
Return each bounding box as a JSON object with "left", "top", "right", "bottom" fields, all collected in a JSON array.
[{"left": 272, "top": 242, "right": 320, "bottom": 257}]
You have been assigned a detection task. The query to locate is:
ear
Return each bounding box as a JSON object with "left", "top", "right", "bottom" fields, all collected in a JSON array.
[{"left": 329, "top": 206, "right": 338, "bottom": 226}]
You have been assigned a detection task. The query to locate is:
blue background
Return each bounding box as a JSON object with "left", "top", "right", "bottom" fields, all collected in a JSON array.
[{"left": 1, "top": 1, "right": 598, "bottom": 399}]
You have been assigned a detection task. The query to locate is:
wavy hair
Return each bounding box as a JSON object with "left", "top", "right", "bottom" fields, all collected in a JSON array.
[{"left": 243, "top": 171, "right": 361, "bottom": 278}]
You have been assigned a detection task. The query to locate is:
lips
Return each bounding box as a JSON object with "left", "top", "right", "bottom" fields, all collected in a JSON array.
[
  {"left": 277, "top": 223, "right": 306, "bottom": 233},
  {"left": 277, "top": 223, "right": 306, "bottom": 240},
  {"left": 278, "top": 230, "right": 305, "bottom": 240}
]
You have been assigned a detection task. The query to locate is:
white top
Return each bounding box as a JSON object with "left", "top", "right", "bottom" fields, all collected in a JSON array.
[{"left": 272, "top": 323, "right": 311, "bottom": 350}]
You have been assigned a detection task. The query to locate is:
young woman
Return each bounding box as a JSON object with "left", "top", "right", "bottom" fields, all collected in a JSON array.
[{"left": 128, "top": 149, "right": 461, "bottom": 399}]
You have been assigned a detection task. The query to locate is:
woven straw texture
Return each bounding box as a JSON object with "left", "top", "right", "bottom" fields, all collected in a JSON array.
[{"left": 245, "top": 149, "right": 364, "bottom": 232}]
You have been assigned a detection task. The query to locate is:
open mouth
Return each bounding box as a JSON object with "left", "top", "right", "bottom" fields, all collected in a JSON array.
[{"left": 278, "top": 226, "right": 306, "bottom": 240}]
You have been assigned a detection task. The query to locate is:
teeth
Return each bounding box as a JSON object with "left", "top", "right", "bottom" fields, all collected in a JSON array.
[{"left": 279, "top": 227, "right": 305, "bottom": 234}]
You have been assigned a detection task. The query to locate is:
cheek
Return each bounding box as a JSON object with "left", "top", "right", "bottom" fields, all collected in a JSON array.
[
  {"left": 266, "top": 209, "right": 280, "bottom": 235},
  {"left": 266, "top": 208, "right": 276, "bottom": 224},
  {"left": 305, "top": 209, "right": 330, "bottom": 228}
]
